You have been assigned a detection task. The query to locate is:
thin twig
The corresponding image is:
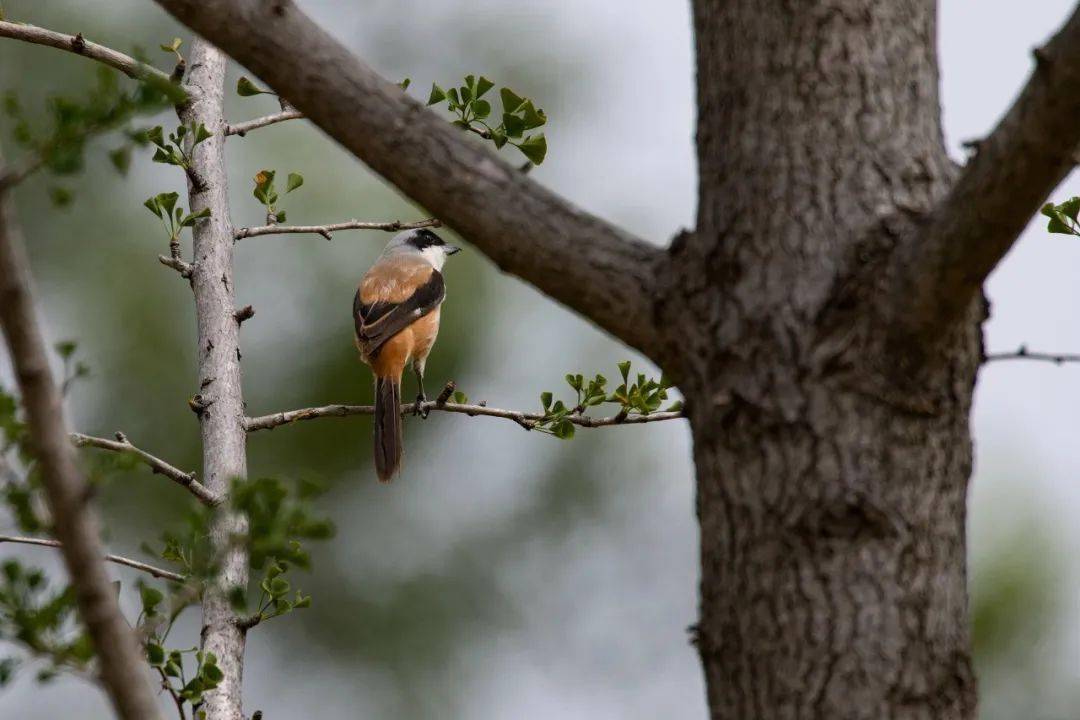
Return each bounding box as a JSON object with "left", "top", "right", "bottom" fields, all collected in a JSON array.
[
  {"left": 235, "top": 217, "right": 441, "bottom": 241},
  {"left": 225, "top": 110, "right": 304, "bottom": 137},
  {"left": 0, "top": 21, "right": 171, "bottom": 83},
  {"left": 155, "top": 666, "right": 188, "bottom": 720},
  {"left": 70, "top": 432, "right": 221, "bottom": 506},
  {"left": 245, "top": 400, "right": 684, "bottom": 433},
  {"left": 158, "top": 254, "right": 195, "bottom": 278},
  {"left": 984, "top": 345, "right": 1080, "bottom": 365},
  {"left": 0, "top": 535, "right": 185, "bottom": 583},
  {"left": 0, "top": 154, "right": 46, "bottom": 192}
]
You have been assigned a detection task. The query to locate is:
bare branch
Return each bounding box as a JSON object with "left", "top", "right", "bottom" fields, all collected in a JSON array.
[
  {"left": 70, "top": 432, "right": 221, "bottom": 506},
  {"left": 235, "top": 217, "right": 441, "bottom": 241},
  {"left": 0, "top": 144, "right": 164, "bottom": 719},
  {"left": 895, "top": 4, "right": 1080, "bottom": 340},
  {"left": 151, "top": 0, "right": 667, "bottom": 358},
  {"left": 158, "top": 254, "right": 195, "bottom": 278},
  {"left": 0, "top": 20, "right": 171, "bottom": 83},
  {"left": 245, "top": 399, "right": 684, "bottom": 433},
  {"left": 0, "top": 535, "right": 185, "bottom": 583},
  {"left": 225, "top": 110, "right": 303, "bottom": 137},
  {"left": 983, "top": 345, "right": 1080, "bottom": 365}
]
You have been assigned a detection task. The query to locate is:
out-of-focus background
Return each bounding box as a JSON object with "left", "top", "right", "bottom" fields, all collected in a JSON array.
[{"left": 0, "top": 1, "right": 1077, "bottom": 718}]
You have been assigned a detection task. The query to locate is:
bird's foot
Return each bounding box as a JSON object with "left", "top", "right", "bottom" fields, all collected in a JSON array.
[{"left": 413, "top": 393, "right": 429, "bottom": 418}]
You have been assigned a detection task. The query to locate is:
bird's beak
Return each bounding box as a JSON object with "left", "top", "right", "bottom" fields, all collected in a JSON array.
[{"left": 445, "top": 245, "right": 461, "bottom": 255}]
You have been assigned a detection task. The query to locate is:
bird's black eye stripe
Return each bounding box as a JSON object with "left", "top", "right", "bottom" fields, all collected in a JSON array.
[{"left": 408, "top": 229, "right": 445, "bottom": 249}]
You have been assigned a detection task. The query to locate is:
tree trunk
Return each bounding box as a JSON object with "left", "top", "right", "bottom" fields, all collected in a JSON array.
[{"left": 677, "top": 1, "right": 978, "bottom": 717}]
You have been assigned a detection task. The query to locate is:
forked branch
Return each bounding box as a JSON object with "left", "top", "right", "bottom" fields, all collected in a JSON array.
[
  {"left": 71, "top": 432, "right": 220, "bottom": 506},
  {"left": 896, "top": 4, "right": 1080, "bottom": 340}
]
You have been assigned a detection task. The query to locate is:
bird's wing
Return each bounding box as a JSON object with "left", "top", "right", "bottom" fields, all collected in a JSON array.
[{"left": 354, "top": 269, "right": 445, "bottom": 357}]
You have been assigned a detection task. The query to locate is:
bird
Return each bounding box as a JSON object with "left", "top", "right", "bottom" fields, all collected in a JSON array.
[{"left": 353, "top": 228, "right": 460, "bottom": 481}]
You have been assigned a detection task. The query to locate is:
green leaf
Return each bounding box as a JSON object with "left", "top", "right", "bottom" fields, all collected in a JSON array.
[
  {"left": 285, "top": 172, "right": 303, "bottom": 193},
  {"left": 147, "top": 125, "right": 165, "bottom": 148},
  {"left": 490, "top": 128, "right": 507, "bottom": 149},
  {"left": 160, "top": 37, "right": 182, "bottom": 53},
  {"left": 475, "top": 76, "right": 495, "bottom": 99},
  {"left": 54, "top": 340, "right": 77, "bottom": 359},
  {"left": 155, "top": 192, "right": 180, "bottom": 218},
  {"left": 109, "top": 147, "right": 131, "bottom": 175},
  {"left": 502, "top": 112, "right": 525, "bottom": 139},
  {"left": 193, "top": 122, "right": 212, "bottom": 146},
  {"left": 275, "top": 210, "right": 287, "bottom": 223},
  {"left": 398, "top": 77, "right": 411, "bottom": 91},
  {"left": 617, "top": 361, "right": 631, "bottom": 383},
  {"left": 514, "top": 133, "right": 547, "bottom": 165},
  {"left": 201, "top": 662, "right": 224, "bottom": 684},
  {"left": 253, "top": 169, "right": 275, "bottom": 204},
  {"left": 427, "top": 83, "right": 447, "bottom": 106},
  {"left": 472, "top": 99, "right": 491, "bottom": 120},
  {"left": 519, "top": 100, "right": 547, "bottom": 130},
  {"left": 446, "top": 87, "right": 460, "bottom": 108},
  {"left": 566, "top": 374, "right": 582, "bottom": 391},
  {"left": 139, "top": 584, "right": 164, "bottom": 614},
  {"left": 143, "top": 196, "right": 162, "bottom": 218},
  {"left": 1047, "top": 216, "right": 1074, "bottom": 235},
  {"left": 553, "top": 419, "right": 575, "bottom": 440},
  {"left": 146, "top": 643, "right": 165, "bottom": 665},
  {"left": 500, "top": 87, "right": 525, "bottom": 113},
  {"left": 237, "top": 76, "right": 268, "bottom": 97},
  {"left": 451, "top": 390, "right": 468, "bottom": 404},
  {"left": 1060, "top": 197, "right": 1080, "bottom": 221},
  {"left": 540, "top": 391, "right": 553, "bottom": 411},
  {"left": 48, "top": 186, "right": 73, "bottom": 207},
  {"left": 181, "top": 207, "right": 212, "bottom": 227}
]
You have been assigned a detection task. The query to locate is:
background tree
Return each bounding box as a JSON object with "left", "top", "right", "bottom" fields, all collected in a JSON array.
[{"left": 2, "top": 2, "right": 1080, "bottom": 720}]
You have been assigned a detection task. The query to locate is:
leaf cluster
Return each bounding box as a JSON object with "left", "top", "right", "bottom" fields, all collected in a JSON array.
[
  {"left": 143, "top": 191, "right": 211, "bottom": 242},
  {"left": 251, "top": 169, "right": 303, "bottom": 223},
  {"left": 2, "top": 65, "right": 179, "bottom": 204},
  {"left": 146, "top": 122, "right": 212, "bottom": 170},
  {"left": 0, "top": 560, "right": 93, "bottom": 687},
  {"left": 1042, "top": 198, "right": 1080, "bottom": 236},
  {"left": 426, "top": 75, "right": 548, "bottom": 165},
  {"left": 535, "top": 361, "right": 678, "bottom": 439}
]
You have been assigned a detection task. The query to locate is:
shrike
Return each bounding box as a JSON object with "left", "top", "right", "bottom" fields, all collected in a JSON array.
[{"left": 353, "top": 228, "right": 460, "bottom": 481}]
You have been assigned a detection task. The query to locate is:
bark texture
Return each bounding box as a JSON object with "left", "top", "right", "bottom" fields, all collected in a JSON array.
[
  {"left": 0, "top": 149, "right": 163, "bottom": 720},
  {"left": 180, "top": 41, "right": 250, "bottom": 720}
]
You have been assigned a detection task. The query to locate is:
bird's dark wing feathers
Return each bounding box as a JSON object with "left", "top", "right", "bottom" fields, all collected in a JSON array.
[{"left": 354, "top": 270, "right": 445, "bottom": 357}]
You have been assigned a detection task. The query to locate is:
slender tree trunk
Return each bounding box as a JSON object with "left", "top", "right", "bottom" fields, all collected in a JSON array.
[
  {"left": 181, "top": 41, "right": 250, "bottom": 720},
  {"left": 0, "top": 147, "right": 163, "bottom": 719},
  {"left": 675, "top": 1, "right": 978, "bottom": 717}
]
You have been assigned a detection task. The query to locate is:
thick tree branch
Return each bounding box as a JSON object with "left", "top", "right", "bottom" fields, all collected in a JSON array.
[
  {"left": 245, "top": 400, "right": 684, "bottom": 433},
  {"left": 71, "top": 432, "right": 221, "bottom": 506},
  {"left": 180, "top": 40, "right": 249, "bottom": 720},
  {"left": 152, "top": 0, "right": 667, "bottom": 358},
  {"left": 0, "top": 535, "right": 185, "bottom": 583},
  {"left": 0, "top": 20, "right": 171, "bottom": 83},
  {"left": 235, "top": 217, "right": 440, "bottom": 241},
  {"left": 0, "top": 146, "right": 163, "bottom": 719},
  {"left": 897, "top": 4, "right": 1080, "bottom": 339},
  {"left": 225, "top": 110, "right": 303, "bottom": 137}
]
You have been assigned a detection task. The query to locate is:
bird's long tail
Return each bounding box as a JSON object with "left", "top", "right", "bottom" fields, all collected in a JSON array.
[{"left": 373, "top": 375, "right": 403, "bottom": 482}]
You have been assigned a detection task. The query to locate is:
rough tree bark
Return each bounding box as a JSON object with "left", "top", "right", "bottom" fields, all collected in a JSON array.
[
  {"left": 0, "top": 146, "right": 163, "bottom": 719},
  {"left": 147, "top": 1, "right": 1080, "bottom": 718},
  {"left": 179, "top": 40, "right": 251, "bottom": 720}
]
